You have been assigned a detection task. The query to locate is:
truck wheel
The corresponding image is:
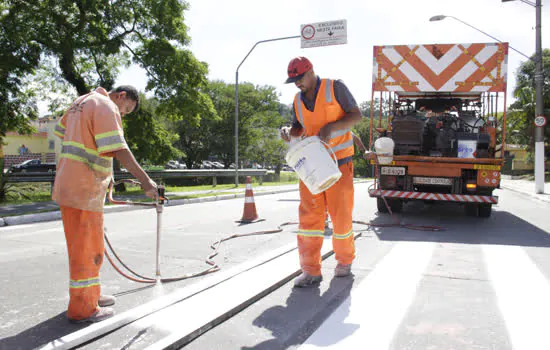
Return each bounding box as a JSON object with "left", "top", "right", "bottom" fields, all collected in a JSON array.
[
  {"left": 390, "top": 199, "right": 403, "bottom": 213},
  {"left": 465, "top": 203, "right": 478, "bottom": 217},
  {"left": 377, "top": 197, "right": 389, "bottom": 213},
  {"left": 478, "top": 204, "right": 492, "bottom": 218}
]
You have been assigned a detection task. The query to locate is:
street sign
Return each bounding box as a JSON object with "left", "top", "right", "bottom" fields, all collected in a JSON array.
[
  {"left": 534, "top": 115, "right": 547, "bottom": 127},
  {"left": 300, "top": 19, "right": 347, "bottom": 49}
]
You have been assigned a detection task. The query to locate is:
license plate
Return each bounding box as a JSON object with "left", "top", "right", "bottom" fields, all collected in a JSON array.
[
  {"left": 381, "top": 167, "right": 406, "bottom": 176},
  {"left": 413, "top": 177, "right": 452, "bottom": 186}
]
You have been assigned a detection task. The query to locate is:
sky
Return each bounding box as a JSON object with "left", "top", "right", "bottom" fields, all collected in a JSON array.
[{"left": 115, "top": 0, "right": 549, "bottom": 111}]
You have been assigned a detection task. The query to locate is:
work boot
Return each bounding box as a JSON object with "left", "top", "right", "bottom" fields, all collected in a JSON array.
[
  {"left": 334, "top": 264, "right": 352, "bottom": 277},
  {"left": 68, "top": 307, "right": 115, "bottom": 324},
  {"left": 99, "top": 294, "right": 116, "bottom": 307},
  {"left": 293, "top": 272, "right": 323, "bottom": 288}
]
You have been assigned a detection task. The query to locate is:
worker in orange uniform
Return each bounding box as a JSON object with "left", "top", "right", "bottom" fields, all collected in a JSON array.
[
  {"left": 52, "top": 85, "right": 158, "bottom": 323},
  {"left": 280, "top": 57, "right": 363, "bottom": 288}
]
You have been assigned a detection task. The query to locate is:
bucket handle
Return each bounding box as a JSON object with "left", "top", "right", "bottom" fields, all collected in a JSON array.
[{"left": 320, "top": 140, "right": 339, "bottom": 167}]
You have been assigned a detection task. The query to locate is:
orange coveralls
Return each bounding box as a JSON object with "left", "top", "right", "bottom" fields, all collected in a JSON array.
[
  {"left": 52, "top": 88, "right": 128, "bottom": 320},
  {"left": 292, "top": 79, "right": 356, "bottom": 276}
]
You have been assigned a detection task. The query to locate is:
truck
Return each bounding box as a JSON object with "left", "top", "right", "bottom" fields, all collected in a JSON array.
[
  {"left": 368, "top": 42, "right": 509, "bottom": 218},
  {"left": 9, "top": 159, "right": 56, "bottom": 173}
]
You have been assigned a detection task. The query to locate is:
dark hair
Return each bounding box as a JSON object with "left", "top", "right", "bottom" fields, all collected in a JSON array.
[{"left": 111, "top": 85, "right": 140, "bottom": 113}]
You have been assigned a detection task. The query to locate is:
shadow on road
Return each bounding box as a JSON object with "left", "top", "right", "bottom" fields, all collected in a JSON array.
[
  {"left": 0, "top": 311, "right": 88, "bottom": 350},
  {"left": 367, "top": 201, "right": 550, "bottom": 248},
  {"left": 241, "top": 276, "right": 356, "bottom": 349}
]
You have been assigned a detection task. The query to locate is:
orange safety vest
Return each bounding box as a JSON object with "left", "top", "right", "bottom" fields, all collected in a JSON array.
[{"left": 293, "top": 79, "right": 354, "bottom": 163}]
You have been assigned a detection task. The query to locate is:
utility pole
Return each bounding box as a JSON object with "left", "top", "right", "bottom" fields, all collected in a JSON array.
[
  {"left": 234, "top": 35, "right": 300, "bottom": 186},
  {"left": 533, "top": 0, "right": 545, "bottom": 194},
  {"left": 502, "top": 0, "right": 545, "bottom": 193}
]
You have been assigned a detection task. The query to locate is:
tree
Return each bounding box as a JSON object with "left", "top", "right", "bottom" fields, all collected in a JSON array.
[
  {"left": 1, "top": 0, "right": 214, "bottom": 134},
  {"left": 508, "top": 49, "right": 550, "bottom": 152},
  {"left": 123, "top": 94, "right": 181, "bottom": 165},
  {"left": 199, "top": 81, "right": 285, "bottom": 169}
]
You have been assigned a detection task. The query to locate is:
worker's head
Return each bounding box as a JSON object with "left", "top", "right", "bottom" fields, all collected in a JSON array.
[
  {"left": 109, "top": 85, "right": 140, "bottom": 116},
  {"left": 285, "top": 57, "right": 316, "bottom": 93}
]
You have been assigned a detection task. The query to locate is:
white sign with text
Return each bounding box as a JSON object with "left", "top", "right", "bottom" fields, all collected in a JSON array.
[{"left": 301, "top": 19, "right": 347, "bottom": 49}]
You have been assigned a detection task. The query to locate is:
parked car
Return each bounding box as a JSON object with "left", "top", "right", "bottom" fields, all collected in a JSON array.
[
  {"left": 165, "top": 160, "right": 187, "bottom": 169},
  {"left": 9, "top": 159, "right": 56, "bottom": 173}
]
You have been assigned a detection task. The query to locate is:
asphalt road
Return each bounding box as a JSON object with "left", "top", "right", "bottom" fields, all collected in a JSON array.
[{"left": 1, "top": 183, "right": 550, "bottom": 349}]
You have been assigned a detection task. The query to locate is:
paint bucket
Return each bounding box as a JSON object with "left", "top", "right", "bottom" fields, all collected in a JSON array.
[
  {"left": 374, "top": 137, "right": 395, "bottom": 165},
  {"left": 458, "top": 140, "right": 477, "bottom": 158},
  {"left": 285, "top": 136, "right": 342, "bottom": 195}
]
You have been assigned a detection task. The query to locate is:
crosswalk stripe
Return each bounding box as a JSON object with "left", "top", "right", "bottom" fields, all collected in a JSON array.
[
  {"left": 484, "top": 245, "right": 550, "bottom": 350},
  {"left": 299, "top": 241, "right": 435, "bottom": 349}
]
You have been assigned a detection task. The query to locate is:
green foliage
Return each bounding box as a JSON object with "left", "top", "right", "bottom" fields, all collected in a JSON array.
[
  {"left": 507, "top": 49, "right": 550, "bottom": 150},
  {"left": 0, "top": 0, "right": 213, "bottom": 147},
  {"left": 123, "top": 94, "right": 181, "bottom": 165}
]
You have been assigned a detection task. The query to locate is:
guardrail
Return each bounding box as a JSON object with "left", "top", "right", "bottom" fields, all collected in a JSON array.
[{"left": 5, "top": 169, "right": 268, "bottom": 187}]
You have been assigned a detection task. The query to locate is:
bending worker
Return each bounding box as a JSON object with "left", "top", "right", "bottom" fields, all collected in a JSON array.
[
  {"left": 53, "top": 85, "right": 158, "bottom": 323},
  {"left": 280, "top": 57, "right": 363, "bottom": 288}
]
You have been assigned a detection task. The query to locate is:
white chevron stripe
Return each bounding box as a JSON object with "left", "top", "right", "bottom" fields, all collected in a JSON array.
[{"left": 414, "top": 45, "right": 463, "bottom": 75}]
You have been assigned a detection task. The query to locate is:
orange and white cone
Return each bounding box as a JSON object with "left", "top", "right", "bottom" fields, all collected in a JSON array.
[{"left": 236, "top": 176, "right": 262, "bottom": 224}]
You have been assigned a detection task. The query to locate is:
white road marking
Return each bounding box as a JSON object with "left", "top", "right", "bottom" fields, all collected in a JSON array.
[
  {"left": 299, "top": 241, "right": 435, "bottom": 349},
  {"left": 484, "top": 245, "right": 550, "bottom": 350}
]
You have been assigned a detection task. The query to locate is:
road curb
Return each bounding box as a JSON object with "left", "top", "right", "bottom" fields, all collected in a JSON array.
[{"left": 0, "top": 187, "right": 300, "bottom": 227}]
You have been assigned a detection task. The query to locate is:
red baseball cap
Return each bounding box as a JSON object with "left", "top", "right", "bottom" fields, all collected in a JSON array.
[{"left": 285, "top": 57, "right": 313, "bottom": 84}]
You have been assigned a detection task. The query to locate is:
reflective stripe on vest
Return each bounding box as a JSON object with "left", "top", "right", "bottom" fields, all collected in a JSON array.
[
  {"left": 95, "top": 130, "right": 126, "bottom": 154},
  {"left": 294, "top": 79, "right": 354, "bottom": 161},
  {"left": 70, "top": 276, "right": 100, "bottom": 289},
  {"left": 60, "top": 141, "right": 112, "bottom": 173},
  {"left": 54, "top": 121, "right": 66, "bottom": 138}
]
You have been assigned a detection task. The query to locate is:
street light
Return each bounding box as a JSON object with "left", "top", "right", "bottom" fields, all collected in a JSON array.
[
  {"left": 234, "top": 35, "right": 300, "bottom": 186},
  {"left": 428, "top": 15, "right": 531, "bottom": 60},
  {"left": 430, "top": 8, "right": 545, "bottom": 194}
]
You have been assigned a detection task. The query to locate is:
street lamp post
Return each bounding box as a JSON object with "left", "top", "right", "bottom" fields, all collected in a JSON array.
[
  {"left": 430, "top": 8, "right": 545, "bottom": 194},
  {"left": 234, "top": 35, "right": 300, "bottom": 186}
]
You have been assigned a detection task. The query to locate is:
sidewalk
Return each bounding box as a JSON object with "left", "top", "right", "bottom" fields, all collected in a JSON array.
[{"left": 499, "top": 178, "right": 550, "bottom": 203}]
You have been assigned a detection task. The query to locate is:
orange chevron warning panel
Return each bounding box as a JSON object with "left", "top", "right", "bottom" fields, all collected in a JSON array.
[
  {"left": 236, "top": 176, "right": 262, "bottom": 224},
  {"left": 372, "top": 42, "right": 508, "bottom": 94}
]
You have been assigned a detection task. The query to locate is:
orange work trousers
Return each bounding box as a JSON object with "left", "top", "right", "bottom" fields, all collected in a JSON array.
[
  {"left": 60, "top": 205, "right": 104, "bottom": 320},
  {"left": 297, "top": 161, "right": 355, "bottom": 276}
]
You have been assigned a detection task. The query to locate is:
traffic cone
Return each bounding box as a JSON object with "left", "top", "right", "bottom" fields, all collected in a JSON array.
[{"left": 236, "top": 176, "right": 263, "bottom": 224}]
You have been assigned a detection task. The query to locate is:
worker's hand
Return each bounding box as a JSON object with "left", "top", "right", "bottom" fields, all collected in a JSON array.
[
  {"left": 142, "top": 179, "right": 158, "bottom": 200},
  {"left": 280, "top": 126, "right": 291, "bottom": 142},
  {"left": 363, "top": 151, "right": 376, "bottom": 161},
  {"left": 318, "top": 123, "right": 333, "bottom": 143}
]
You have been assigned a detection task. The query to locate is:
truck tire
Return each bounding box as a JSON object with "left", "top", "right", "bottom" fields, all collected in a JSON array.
[
  {"left": 465, "top": 203, "right": 478, "bottom": 217},
  {"left": 377, "top": 198, "right": 403, "bottom": 214},
  {"left": 390, "top": 199, "right": 403, "bottom": 213},
  {"left": 377, "top": 197, "right": 389, "bottom": 213},
  {"left": 478, "top": 204, "right": 492, "bottom": 218}
]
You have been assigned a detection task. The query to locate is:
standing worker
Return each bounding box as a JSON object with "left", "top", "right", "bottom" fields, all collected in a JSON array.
[
  {"left": 280, "top": 57, "right": 363, "bottom": 288},
  {"left": 53, "top": 85, "right": 158, "bottom": 323}
]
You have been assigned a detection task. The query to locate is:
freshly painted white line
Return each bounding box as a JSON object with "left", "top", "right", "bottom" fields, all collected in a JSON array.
[
  {"left": 299, "top": 241, "right": 435, "bottom": 349},
  {"left": 484, "top": 245, "right": 550, "bottom": 350}
]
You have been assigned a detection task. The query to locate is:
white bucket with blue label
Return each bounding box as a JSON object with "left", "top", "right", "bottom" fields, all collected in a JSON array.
[
  {"left": 285, "top": 136, "right": 342, "bottom": 195},
  {"left": 458, "top": 140, "right": 477, "bottom": 158}
]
